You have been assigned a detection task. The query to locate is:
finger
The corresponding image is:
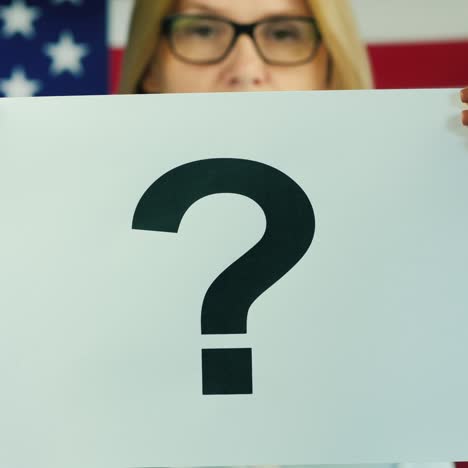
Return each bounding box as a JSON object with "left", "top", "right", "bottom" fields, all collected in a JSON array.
[
  {"left": 463, "top": 110, "right": 468, "bottom": 126},
  {"left": 461, "top": 87, "right": 468, "bottom": 103}
]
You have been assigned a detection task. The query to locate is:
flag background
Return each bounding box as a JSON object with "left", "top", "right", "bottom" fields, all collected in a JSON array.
[
  {"left": 0, "top": 0, "right": 108, "bottom": 96},
  {"left": 0, "top": 0, "right": 467, "bottom": 96}
]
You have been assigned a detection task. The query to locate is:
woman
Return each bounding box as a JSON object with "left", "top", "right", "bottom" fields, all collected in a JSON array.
[
  {"left": 120, "top": 0, "right": 373, "bottom": 94},
  {"left": 119, "top": 0, "right": 467, "bottom": 126}
]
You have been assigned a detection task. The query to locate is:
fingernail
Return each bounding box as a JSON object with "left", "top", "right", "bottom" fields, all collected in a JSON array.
[
  {"left": 461, "top": 88, "right": 468, "bottom": 103},
  {"left": 463, "top": 110, "right": 468, "bottom": 126}
]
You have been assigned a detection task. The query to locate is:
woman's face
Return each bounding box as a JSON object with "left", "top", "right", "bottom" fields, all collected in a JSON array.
[{"left": 142, "top": 0, "right": 329, "bottom": 93}]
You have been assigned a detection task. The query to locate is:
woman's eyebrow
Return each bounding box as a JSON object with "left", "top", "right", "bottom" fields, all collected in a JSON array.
[
  {"left": 177, "top": 2, "right": 225, "bottom": 15},
  {"left": 178, "top": 2, "right": 311, "bottom": 19}
]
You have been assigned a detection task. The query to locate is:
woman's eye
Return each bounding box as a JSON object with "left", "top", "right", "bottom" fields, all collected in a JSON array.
[
  {"left": 186, "top": 25, "right": 217, "bottom": 38},
  {"left": 270, "top": 27, "right": 300, "bottom": 41}
]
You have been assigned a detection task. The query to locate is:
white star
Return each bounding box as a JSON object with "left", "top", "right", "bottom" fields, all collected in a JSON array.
[
  {"left": 51, "top": 0, "right": 83, "bottom": 5},
  {"left": 0, "top": 0, "right": 41, "bottom": 38},
  {"left": 0, "top": 67, "right": 41, "bottom": 97},
  {"left": 43, "top": 31, "right": 89, "bottom": 77}
]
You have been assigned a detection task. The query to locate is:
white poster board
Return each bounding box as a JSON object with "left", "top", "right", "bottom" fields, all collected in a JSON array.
[{"left": 0, "top": 89, "right": 467, "bottom": 468}]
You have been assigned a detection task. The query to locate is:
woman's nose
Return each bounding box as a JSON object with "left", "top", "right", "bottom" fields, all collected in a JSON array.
[{"left": 222, "top": 35, "right": 270, "bottom": 89}]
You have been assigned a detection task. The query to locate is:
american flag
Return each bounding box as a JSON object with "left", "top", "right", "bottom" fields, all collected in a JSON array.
[
  {"left": 0, "top": 0, "right": 107, "bottom": 96},
  {"left": 0, "top": 0, "right": 467, "bottom": 97}
]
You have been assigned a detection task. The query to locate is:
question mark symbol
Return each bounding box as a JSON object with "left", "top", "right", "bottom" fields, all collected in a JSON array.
[{"left": 132, "top": 158, "right": 315, "bottom": 395}]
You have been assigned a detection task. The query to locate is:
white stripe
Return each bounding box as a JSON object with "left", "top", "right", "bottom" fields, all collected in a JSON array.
[
  {"left": 108, "top": 0, "right": 134, "bottom": 48},
  {"left": 107, "top": 0, "right": 468, "bottom": 48},
  {"left": 351, "top": 0, "right": 468, "bottom": 43}
]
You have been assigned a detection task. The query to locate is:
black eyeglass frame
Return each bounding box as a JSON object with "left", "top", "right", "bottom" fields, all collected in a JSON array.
[{"left": 161, "top": 14, "right": 323, "bottom": 66}]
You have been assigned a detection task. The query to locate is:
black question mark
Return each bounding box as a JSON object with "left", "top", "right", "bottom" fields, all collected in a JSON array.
[{"left": 132, "top": 158, "right": 315, "bottom": 395}]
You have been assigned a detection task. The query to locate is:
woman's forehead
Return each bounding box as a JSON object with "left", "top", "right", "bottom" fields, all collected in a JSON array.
[{"left": 174, "top": 0, "right": 313, "bottom": 21}]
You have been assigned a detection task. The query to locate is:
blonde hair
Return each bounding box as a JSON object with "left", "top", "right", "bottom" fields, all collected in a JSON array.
[{"left": 119, "top": 0, "right": 374, "bottom": 94}]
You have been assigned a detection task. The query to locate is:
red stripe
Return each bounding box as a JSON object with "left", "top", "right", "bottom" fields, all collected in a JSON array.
[
  {"left": 110, "top": 48, "right": 124, "bottom": 94},
  {"left": 110, "top": 40, "right": 468, "bottom": 92},
  {"left": 368, "top": 39, "right": 468, "bottom": 89}
]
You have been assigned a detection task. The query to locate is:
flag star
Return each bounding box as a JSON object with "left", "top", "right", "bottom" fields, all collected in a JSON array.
[
  {"left": 0, "top": 67, "right": 41, "bottom": 97},
  {"left": 51, "top": 0, "right": 83, "bottom": 5},
  {"left": 43, "top": 31, "right": 89, "bottom": 77},
  {"left": 0, "top": 0, "right": 41, "bottom": 38}
]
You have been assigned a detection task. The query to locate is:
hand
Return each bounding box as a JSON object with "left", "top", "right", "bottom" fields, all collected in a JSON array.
[{"left": 461, "top": 88, "right": 468, "bottom": 126}]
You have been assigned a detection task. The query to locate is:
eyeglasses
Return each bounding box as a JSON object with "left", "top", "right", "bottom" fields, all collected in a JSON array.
[{"left": 161, "top": 14, "right": 322, "bottom": 66}]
